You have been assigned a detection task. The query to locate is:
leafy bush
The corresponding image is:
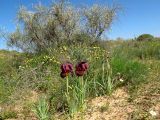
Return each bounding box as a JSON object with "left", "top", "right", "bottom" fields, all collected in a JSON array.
[
  {"left": 7, "top": 1, "right": 119, "bottom": 53},
  {"left": 137, "top": 34, "right": 154, "bottom": 41}
]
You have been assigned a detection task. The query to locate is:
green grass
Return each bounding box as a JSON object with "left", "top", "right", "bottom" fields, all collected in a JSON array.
[
  {"left": 111, "top": 56, "right": 148, "bottom": 90},
  {"left": 113, "top": 40, "right": 160, "bottom": 60}
]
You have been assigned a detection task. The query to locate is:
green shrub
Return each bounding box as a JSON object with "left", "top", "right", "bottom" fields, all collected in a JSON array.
[{"left": 137, "top": 34, "right": 154, "bottom": 41}]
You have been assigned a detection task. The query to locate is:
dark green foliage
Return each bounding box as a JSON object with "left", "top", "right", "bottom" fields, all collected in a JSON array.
[{"left": 137, "top": 34, "right": 154, "bottom": 41}]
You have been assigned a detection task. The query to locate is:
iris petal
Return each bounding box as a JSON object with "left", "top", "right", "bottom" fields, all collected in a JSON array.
[
  {"left": 60, "top": 62, "right": 73, "bottom": 78},
  {"left": 75, "top": 61, "right": 89, "bottom": 76}
]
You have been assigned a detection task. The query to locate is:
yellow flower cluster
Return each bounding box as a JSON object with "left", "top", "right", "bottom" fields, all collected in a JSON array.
[{"left": 43, "top": 56, "right": 60, "bottom": 64}]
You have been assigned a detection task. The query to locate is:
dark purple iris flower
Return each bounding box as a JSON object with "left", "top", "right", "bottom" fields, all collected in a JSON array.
[
  {"left": 75, "top": 61, "right": 89, "bottom": 76},
  {"left": 60, "top": 62, "right": 73, "bottom": 78}
]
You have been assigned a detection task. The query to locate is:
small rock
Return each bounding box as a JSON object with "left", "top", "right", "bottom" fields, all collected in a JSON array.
[
  {"left": 119, "top": 78, "right": 124, "bottom": 82},
  {"left": 149, "top": 110, "right": 157, "bottom": 117}
]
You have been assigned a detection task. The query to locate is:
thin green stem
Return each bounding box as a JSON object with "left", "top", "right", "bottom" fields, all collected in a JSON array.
[
  {"left": 66, "top": 76, "right": 69, "bottom": 94},
  {"left": 81, "top": 76, "right": 84, "bottom": 106},
  {"left": 102, "top": 60, "right": 105, "bottom": 85},
  {"left": 81, "top": 76, "right": 84, "bottom": 87},
  {"left": 106, "top": 58, "right": 112, "bottom": 94}
]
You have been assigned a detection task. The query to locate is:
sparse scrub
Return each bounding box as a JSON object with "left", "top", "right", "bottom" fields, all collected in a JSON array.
[
  {"left": 0, "top": 39, "right": 151, "bottom": 119},
  {"left": 113, "top": 40, "right": 160, "bottom": 60}
]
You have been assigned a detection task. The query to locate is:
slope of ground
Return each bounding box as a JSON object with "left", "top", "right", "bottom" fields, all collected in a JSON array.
[{"left": 84, "top": 87, "right": 134, "bottom": 120}]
